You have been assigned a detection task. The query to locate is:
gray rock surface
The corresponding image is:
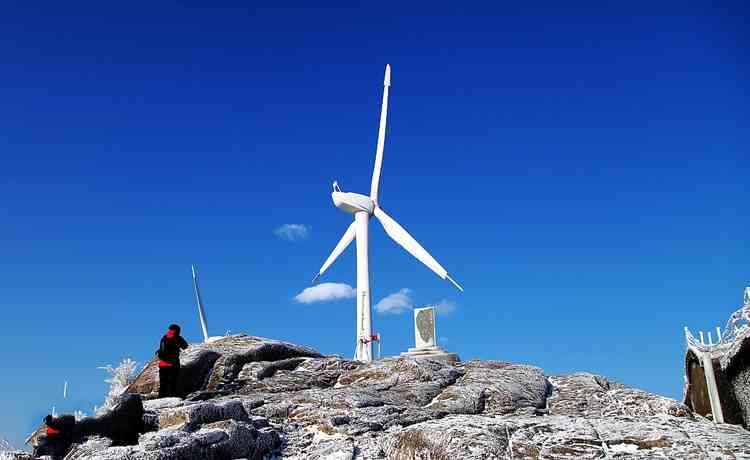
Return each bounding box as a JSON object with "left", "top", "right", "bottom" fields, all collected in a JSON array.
[
  {"left": 548, "top": 373, "right": 691, "bottom": 418},
  {"left": 732, "top": 367, "right": 750, "bottom": 430},
  {"left": 381, "top": 413, "right": 750, "bottom": 459},
  {"left": 17, "top": 334, "right": 750, "bottom": 459},
  {"left": 427, "top": 360, "right": 547, "bottom": 415}
]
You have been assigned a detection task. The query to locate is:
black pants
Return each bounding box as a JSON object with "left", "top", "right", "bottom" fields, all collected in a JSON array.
[{"left": 159, "top": 365, "right": 180, "bottom": 398}]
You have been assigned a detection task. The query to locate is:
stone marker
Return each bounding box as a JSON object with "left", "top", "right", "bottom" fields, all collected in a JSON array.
[{"left": 400, "top": 306, "right": 460, "bottom": 363}]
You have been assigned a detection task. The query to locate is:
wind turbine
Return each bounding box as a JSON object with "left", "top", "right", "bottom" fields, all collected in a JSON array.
[
  {"left": 192, "top": 264, "right": 210, "bottom": 343},
  {"left": 312, "top": 65, "right": 463, "bottom": 363}
]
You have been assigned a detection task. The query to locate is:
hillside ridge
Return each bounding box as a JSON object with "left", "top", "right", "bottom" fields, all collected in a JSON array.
[{"left": 9, "top": 334, "right": 750, "bottom": 459}]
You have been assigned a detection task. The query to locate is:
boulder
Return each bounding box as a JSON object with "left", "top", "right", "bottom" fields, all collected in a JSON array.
[
  {"left": 65, "top": 419, "right": 281, "bottom": 460},
  {"left": 127, "top": 335, "right": 322, "bottom": 398},
  {"left": 548, "top": 373, "right": 691, "bottom": 418},
  {"left": 157, "top": 399, "right": 248, "bottom": 430},
  {"left": 428, "top": 360, "right": 548, "bottom": 415}
]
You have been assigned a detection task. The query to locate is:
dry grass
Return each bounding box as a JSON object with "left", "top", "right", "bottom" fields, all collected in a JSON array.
[{"left": 388, "top": 431, "right": 452, "bottom": 460}]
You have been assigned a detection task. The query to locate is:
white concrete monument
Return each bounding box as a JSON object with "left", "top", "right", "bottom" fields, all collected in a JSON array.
[{"left": 401, "top": 306, "right": 460, "bottom": 363}]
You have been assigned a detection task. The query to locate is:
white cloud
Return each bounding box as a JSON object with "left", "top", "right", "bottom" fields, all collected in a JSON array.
[
  {"left": 294, "top": 282, "right": 355, "bottom": 304},
  {"left": 274, "top": 224, "right": 310, "bottom": 241},
  {"left": 374, "top": 288, "right": 414, "bottom": 315},
  {"left": 435, "top": 298, "right": 457, "bottom": 315}
]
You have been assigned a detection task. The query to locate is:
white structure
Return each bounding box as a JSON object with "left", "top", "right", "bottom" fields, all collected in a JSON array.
[
  {"left": 414, "top": 306, "right": 437, "bottom": 349},
  {"left": 684, "top": 326, "right": 726, "bottom": 423},
  {"left": 400, "top": 306, "right": 459, "bottom": 363},
  {"left": 312, "top": 65, "right": 463, "bottom": 362},
  {"left": 683, "top": 287, "right": 750, "bottom": 424},
  {"left": 191, "top": 264, "right": 210, "bottom": 343}
]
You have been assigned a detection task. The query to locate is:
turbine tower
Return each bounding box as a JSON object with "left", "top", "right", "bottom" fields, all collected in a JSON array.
[
  {"left": 192, "top": 264, "right": 210, "bottom": 343},
  {"left": 312, "top": 65, "right": 463, "bottom": 363}
]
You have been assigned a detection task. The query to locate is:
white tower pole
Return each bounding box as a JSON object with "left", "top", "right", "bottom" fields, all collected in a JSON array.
[
  {"left": 192, "top": 265, "right": 210, "bottom": 343},
  {"left": 354, "top": 211, "right": 373, "bottom": 362}
]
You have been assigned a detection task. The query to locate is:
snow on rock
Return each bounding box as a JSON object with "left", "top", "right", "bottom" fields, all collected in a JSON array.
[
  {"left": 18, "top": 334, "right": 750, "bottom": 459},
  {"left": 427, "top": 360, "right": 548, "bottom": 415},
  {"left": 548, "top": 373, "right": 691, "bottom": 418}
]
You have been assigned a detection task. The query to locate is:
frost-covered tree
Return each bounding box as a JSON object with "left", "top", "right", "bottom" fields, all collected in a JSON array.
[
  {"left": 0, "top": 436, "right": 19, "bottom": 459},
  {"left": 96, "top": 358, "right": 139, "bottom": 416},
  {"left": 0, "top": 437, "right": 12, "bottom": 452}
]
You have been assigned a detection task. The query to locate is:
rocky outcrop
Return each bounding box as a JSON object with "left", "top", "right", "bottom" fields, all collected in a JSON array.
[
  {"left": 127, "top": 335, "right": 323, "bottom": 398},
  {"left": 548, "top": 373, "right": 691, "bottom": 418},
  {"left": 20, "top": 334, "right": 750, "bottom": 459},
  {"left": 428, "top": 361, "right": 548, "bottom": 416},
  {"left": 382, "top": 413, "right": 750, "bottom": 459},
  {"left": 64, "top": 397, "right": 282, "bottom": 460},
  {"left": 721, "top": 331, "right": 750, "bottom": 428},
  {"left": 732, "top": 366, "right": 750, "bottom": 429}
]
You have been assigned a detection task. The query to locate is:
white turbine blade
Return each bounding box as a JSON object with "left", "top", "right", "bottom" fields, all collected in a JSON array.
[
  {"left": 374, "top": 207, "right": 463, "bottom": 291},
  {"left": 370, "top": 64, "right": 391, "bottom": 204},
  {"left": 446, "top": 275, "right": 464, "bottom": 292},
  {"left": 313, "top": 221, "right": 356, "bottom": 282}
]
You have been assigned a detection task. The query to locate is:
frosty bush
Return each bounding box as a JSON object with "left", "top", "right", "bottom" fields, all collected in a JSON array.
[
  {"left": 0, "top": 437, "right": 18, "bottom": 459},
  {"left": 0, "top": 436, "right": 14, "bottom": 453},
  {"left": 96, "top": 358, "right": 139, "bottom": 416}
]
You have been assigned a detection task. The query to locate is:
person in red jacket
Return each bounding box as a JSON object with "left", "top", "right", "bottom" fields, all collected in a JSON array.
[{"left": 156, "top": 324, "right": 188, "bottom": 398}]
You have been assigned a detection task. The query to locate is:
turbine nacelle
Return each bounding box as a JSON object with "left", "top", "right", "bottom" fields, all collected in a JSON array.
[{"left": 332, "top": 185, "right": 375, "bottom": 215}]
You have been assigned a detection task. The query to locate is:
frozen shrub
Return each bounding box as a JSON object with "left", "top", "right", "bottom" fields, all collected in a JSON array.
[{"left": 96, "top": 358, "right": 139, "bottom": 416}]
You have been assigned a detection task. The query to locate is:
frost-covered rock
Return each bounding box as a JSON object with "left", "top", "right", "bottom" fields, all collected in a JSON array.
[
  {"left": 126, "top": 335, "right": 322, "bottom": 398},
  {"left": 733, "top": 366, "right": 750, "bottom": 428},
  {"left": 548, "top": 373, "right": 691, "bottom": 418},
  {"left": 427, "top": 360, "right": 548, "bottom": 415},
  {"left": 65, "top": 419, "right": 282, "bottom": 460},
  {"left": 381, "top": 413, "right": 750, "bottom": 459},
  {"left": 62, "top": 436, "right": 113, "bottom": 459},
  {"left": 19, "top": 334, "right": 750, "bottom": 459},
  {"left": 157, "top": 399, "right": 249, "bottom": 430}
]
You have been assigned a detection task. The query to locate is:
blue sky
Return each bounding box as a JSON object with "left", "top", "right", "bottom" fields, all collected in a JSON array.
[{"left": 0, "top": 1, "right": 747, "bottom": 448}]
